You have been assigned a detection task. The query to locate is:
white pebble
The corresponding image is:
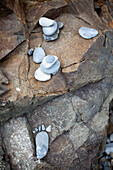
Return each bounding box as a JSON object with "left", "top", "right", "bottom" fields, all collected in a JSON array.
[
  {"left": 34, "top": 67, "right": 51, "bottom": 82},
  {"left": 42, "top": 55, "right": 58, "bottom": 69},
  {"left": 79, "top": 27, "right": 98, "bottom": 39},
  {"left": 46, "top": 125, "right": 52, "bottom": 132},
  {"left": 39, "top": 17, "right": 55, "bottom": 27}
]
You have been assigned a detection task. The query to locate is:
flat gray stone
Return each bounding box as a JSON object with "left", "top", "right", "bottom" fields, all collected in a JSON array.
[
  {"left": 36, "top": 131, "right": 49, "bottom": 159},
  {"left": 34, "top": 67, "right": 51, "bottom": 81},
  {"left": 42, "top": 21, "right": 58, "bottom": 36},
  {"left": 33, "top": 47, "right": 46, "bottom": 63},
  {"left": 42, "top": 55, "right": 58, "bottom": 69},
  {"left": 79, "top": 27, "right": 98, "bottom": 39},
  {"left": 40, "top": 60, "right": 60, "bottom": 75}
]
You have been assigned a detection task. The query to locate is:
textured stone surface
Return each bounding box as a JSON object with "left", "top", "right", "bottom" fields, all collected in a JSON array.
[
  {"left": 0, "top": 1, "right": 113, "bottom": 169},
  {"left": 1, "top": 117, "right": 37, "bottom": 170},
  {"left": 0, "top": 8, "right": 25, "bottom": 60}
]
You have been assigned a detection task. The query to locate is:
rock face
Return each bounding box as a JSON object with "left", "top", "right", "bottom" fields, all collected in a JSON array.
[{"left": 0, "top": 0, "right": 113, "bottom": 169}]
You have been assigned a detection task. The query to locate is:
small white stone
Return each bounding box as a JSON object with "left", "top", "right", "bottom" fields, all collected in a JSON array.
[
  {"left": 35, "top": 128, "right": 38, "bottom": 132},
  {"left": 39, "top": 17, "right": 55, "bottom": 27},
  {"left": 39, "top": 126, "right": 41, "bottom": 132},
  {"left": 79, "top": 27, "right": 98, "bottom": 39},
  {"left": 110, "top": 133, "right": 113, "bottom": 142},
  {"left": 107, "top": 137, "right": 110, "bottom": 144},
  {"left": 46, "top": 125, "right": 51, "bottom": 132},
  {"left": 28, "top": 48, "right": 34, "bottom": 56},
  {"left": 16, "top": 87, "right": 21, "bottom": 92},
  {"left": 34, "top": 67, "right": 51, "bottom": 82},
  {"left": 42, "top": 125, "right": 46, "bottom": 131},
  {"left": 33, "top": 131, "right": 36, "bottom": 134},
  {"left": 42, "top": 55, "right": 58, "bottom": 69}
]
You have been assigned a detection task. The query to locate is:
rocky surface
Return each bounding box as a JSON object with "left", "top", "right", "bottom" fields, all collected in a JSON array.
[{"left": 0, "top": 0, "right": 113, "bottom": 169}]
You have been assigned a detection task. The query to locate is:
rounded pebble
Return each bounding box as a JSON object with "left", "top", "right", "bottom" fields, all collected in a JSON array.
[
  {"left": 42, "top": 21, "right": 58, "bottom": 36},
  {"left": 33, "top": 47, "right": 46, "bottom": 63},
  {"left": 34, "top": 67, "right": 51, "bottom": 81},
  {"left": 36, "top": 131, "right": 49, "bottom": 159},
  {"left": 39, "top": 17, "right": 55, "bottom": 27},
  {"left": 40, "top": 60, "right": 60, "bottom": 75},
  {"left": 28, "top": 48, "right": 34, "bottom": 56},
  {"left": 43, "top": 29, "right": 59, "bottom": 41},
  {"left": 79, "top": 27, "right": 98, "bottom": 39},
  {"left": 42, "top": 55, "right": 58, "bottom": 69}
]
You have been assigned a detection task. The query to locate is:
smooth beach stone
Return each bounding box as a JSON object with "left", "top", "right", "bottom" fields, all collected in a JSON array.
[
  {"left": 33, "top": 47, "right": 46, "bottom": 63},
  {"left": 40, "top": 60, "right": 60, "bottom": 75},
  {"left": 46, "top": 125, "right": 52, "bottom": 132},
  {"left": 58, "top": 22, "right": 64, "bottom": 29},
  {"left": 35, "top": 131, "right": 49, "bottom": 159},
  {"left": 42, "top": 125, "right": 46, "bottom": 131},
  {"left": 110, "top": 133, "right": 113, "bottom": 142},
  {"left": 34, "top": 67, "right": 51, "bottom": 81},
  {"left": 28, "top": 48, "right": 34, "bottom": 56},
  {"left": 39, "top": 17, "right": 55, "bottom": 27},
  {"left": 42, "top": 21, "right": 58, "bottom": 36},
  {"left": 79, "top": 27, "right": 98, "bottom": 39},
  {"left": 105, "top": 143, "right": 113, "bottom": 155},
  {"left": 43, "top": 28, "right": 59, "bottom": 41},
  {"left": 42, "top": 55, "right": 58, "bottom": 69}
]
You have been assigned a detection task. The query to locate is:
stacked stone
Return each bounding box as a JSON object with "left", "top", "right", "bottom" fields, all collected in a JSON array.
[
  {"left": 39, "top": 17, "right": 63, "bottom": 41},
  {"left": 35, "top": 55, "right": 60, "bottom": 81}
]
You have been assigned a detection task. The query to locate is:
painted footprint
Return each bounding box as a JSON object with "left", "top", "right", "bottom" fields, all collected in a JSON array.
[{"left": 33, "top": 125, "right": 51, "bottom": 160}]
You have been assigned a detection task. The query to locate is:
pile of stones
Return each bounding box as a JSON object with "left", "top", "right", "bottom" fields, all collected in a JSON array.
[{"left": 39, "top": 17, "right": 63, "bottom": 41}]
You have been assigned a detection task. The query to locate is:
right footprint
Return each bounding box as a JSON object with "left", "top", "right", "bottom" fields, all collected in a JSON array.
[{"left": 33, "top": 125, "right": 51, "bottom": 160}]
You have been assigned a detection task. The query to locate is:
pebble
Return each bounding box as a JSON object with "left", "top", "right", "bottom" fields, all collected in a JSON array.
[
  {"left": 43, "top": 28, "right": 59, "bottom": 41},
  {"left": 42, "top": 21, "right": 58, "bottom": 36},
  {"left": 40, "top": 60, "right": 60, "bottom": 75},
  {"left": 34, "top": 67, "right": 51, "bottom": 81},
  {"left": 110, "top": 133, "right": 113, "bottom": 142},
  {"left": 46, "top": 125, "right": 52, "bottom": 132},
  {"left": 107, "top": 137, "right": 110, "bottom": 144},
  {"left": 79, "top": 27, "right": 98, "bottom": 39},
  {"left": 33, "top": 47, "right": 46, "bottom": 63},
  {"left": 42, "top": 125, "right": 46, "bottom": 131},
  {"left": 39, "top": 17, "right": 55, "bottom": 27},
  {"left": 42, "top": 55, "right": 58, "bottom": 68},
  {"left": 105, "top": 143, "right": 113, "bottom": 155},
  {"left": 28, "top": 48, "right": 34, "bottom": 56},
  {"left": 39, "top": 126, "right": 41, "bottom": 132},
  {"left": 58, "top": 22, "right": 64, "bottom": 29},
  {"left": 35, "top": 131, "right": 49, "bottom": 159}
]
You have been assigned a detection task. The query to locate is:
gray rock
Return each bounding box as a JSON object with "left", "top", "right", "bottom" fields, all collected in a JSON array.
[
  {"left": 110, "top": 133, "right": 113, "bottom": 142},
  {"left": 40, "top": 60, "right": 60, "bottom": 75},
  {"left": 28, "top": 48, "right": 34, "bottom": 56},
  {"left": 42, "top": 125, "right": 46, "bottom": 131},
  {"left": 33, "top": 47, "right": 46, "bottom": 63},
  {"left": 79, "top": 27, "right": 98, "bottom": 39},
  {"left": 43, "top": 28, "right": 59, "bottom": 41},
  {"left": 105, "top": 143, "right": 113, "bottom": 155},
  {"left": 42, "top": 55, "right": 58, "bottom": 69},
  {"left": 35, "top": 131, "right": 49, "bottom": 159},
  {"left": 42, "top": 21, "right": 58, "bottom": 36},
  {"left": 58, "top": 22, "right": 64, "bottom": 29}
]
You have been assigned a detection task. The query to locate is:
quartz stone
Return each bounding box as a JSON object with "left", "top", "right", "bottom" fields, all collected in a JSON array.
[
  {"left": 33, "top": 47, "right": 46, "bottom": 63},
  {"left": 35, "top": 131, "right": 49, "bottom": 159},
  {"left": 34, "top": 67, "right": 51, "bottom": 81},
  {"left": 79, "top": 27, "right": 98, "bottom": 39}
]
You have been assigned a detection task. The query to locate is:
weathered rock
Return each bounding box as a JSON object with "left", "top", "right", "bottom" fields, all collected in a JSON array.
[
  {"left": 0, "top": 7, "right": 25, "bottom": 60},
  {"left": 1, "top": 117, "right": 37, "bottom": 170},
  {"left": 0, "top": 69, "right": 9, "bottom": 96}
]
